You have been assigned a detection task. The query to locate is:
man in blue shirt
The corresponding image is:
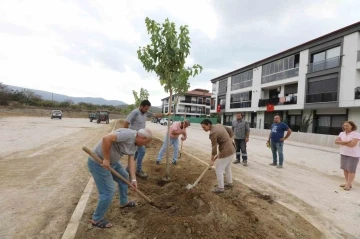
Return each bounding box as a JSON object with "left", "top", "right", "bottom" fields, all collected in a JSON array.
[{"left": 267, "top": 115, "right": 292, "bottom": 168}]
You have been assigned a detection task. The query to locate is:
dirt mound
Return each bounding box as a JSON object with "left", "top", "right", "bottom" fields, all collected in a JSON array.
[{"left": 75, "top": 123, "right": 323, "bottom": 239}]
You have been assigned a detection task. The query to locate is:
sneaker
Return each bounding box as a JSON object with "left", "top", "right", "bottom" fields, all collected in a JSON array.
[
  {"left": 136, "top": 170, "right": 148, "bottom": 178},
  {"left": 269, "top": 163, "right": 277, "bottom": 166},
  {"left": 172, "top": 161, "right": 177, "bottom": 165},
  {"left": 243, "top": 161, "right": 248, "bottom": 166},
  {"left": 155, "top": 161, "right": 160, "bottom": 165},
  {"left": 277, "top": 165, "right": 283, "bottom": 168},
  {"left": 233, "top": 160, "right": 240, "bottom": 164}
]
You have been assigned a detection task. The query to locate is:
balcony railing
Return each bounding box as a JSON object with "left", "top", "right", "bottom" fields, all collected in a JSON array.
[
  {"left": 230, "top": 101, "right": 251, "bottom": 109},
  {"left": 357, "top": 50, "right": 360, "bottom": 62},
  {"left": 261, "top": 68, "right": 299, "bottom": 84},
  {"left": 211, "top": 105, "right": 215, "bottom": 110},
  {"left": 177, "top": 109, "right": 206, "bottom": 114},
  {"left": 179, "top": 100, "right": 209, "bottom": 105},
  {"left": 306, "top": 92, "right": 337, "bottom": 103},
  {"left": 220, "top": 104, "right": 225, "bottom": 109},
  {"left": 308, "top": 56, "right": 340, "bottom": 73},
  {"left": 258, "top": 96, "right": 297, "bottom": 107}
]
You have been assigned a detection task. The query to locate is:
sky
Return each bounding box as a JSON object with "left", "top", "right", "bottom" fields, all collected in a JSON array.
[{"left": 1, "top": 0, "right": 360, "bottom": 105}]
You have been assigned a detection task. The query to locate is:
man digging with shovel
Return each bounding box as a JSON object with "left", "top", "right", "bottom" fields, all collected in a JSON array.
[
  {"left": 200, "top": 119, "right": 236, "bottom": 194},
  {"left": 156, "top": 119, "right": 190, "bottom": 165},
  {"left": 87, "top": 128, "right": 153, "bottom": 228}
]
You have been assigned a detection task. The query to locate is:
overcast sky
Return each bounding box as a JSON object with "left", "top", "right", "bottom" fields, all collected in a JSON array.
[{"left": 1, "top": 0, "right": 359, "bottom": 105}]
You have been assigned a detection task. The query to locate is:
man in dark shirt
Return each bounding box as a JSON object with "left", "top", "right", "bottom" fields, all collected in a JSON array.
[
  {"left": 267, "top": 115, "right": 292, "bottom": 168},
  {"left": 232, "top": 112, "right": 250, "bottom": 166}
]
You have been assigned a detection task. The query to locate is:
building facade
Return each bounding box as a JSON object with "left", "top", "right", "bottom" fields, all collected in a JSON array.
[
  {"left": 161, "top": 88, "right": 211, "bottom": 117},
  {"left": 210, "top": 21, "right": 360, "bottom": 135}
]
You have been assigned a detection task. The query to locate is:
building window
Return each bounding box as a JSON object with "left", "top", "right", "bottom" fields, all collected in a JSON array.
[
  {"left": 231, "top": 70, "right": 253, "bottom": 91},
  {"left": 306, "top": 77, "right": 338, "bottom": 103},
  {"left": 230, "top": 91, "right": 252, "bottom": 109},
  {"left": 314, "top": 115, "right": 346, "bottom": 135},
  {"left": 261, "top": 54, "right": 300, "bottom": 84},
  {"left": 218, "top": 79, "right": 227, "bottom": 94},
  {"left": 309, "top": 46, "right": 341, "bottom": 73}
]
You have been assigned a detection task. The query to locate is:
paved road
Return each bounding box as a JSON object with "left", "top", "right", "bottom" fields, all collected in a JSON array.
[
  {"left": 146, "top": 121, "right": 360, "bottom": 238},
  {"left": 0, "top": 117, "right": 114, "bottom": 239}
]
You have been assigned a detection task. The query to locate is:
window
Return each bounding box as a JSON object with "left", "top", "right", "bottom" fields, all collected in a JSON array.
[
  {"left": 262, "top": 54, "right": 298, "bottom": 77},
  {"left": 310, "top": 46, "right": 341, "bottom": 72},
  {"left": 230, "top": 91, "right": 252, "bottom": 108},
  {"left": 261, "top": 54, "right": 300, "bottom": 84},
  {"left": 306, "top": 78, "right": 338, "bottom": 103},
  {"left": 218, "top": 79, "right": 227, "bottom": 94},
  {"left": 231, "top": 70, "right": 253, "bottom": 91}
]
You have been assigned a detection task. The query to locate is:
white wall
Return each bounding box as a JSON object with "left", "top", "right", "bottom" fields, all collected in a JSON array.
[
  {"left": 348, "top": 108, "right": 360, "bottom": 124},
  {"left": 225, "top": 76, "right": 231, "bottom": 111},
  {"left": 252, "top": 67, "right": 262, "bottom": 112},
  {"left": 297, "top": 49, "right": 309, "bottom": 106},
  {"left": 339, "top": 32, "right": 360, "bottom": 107}
]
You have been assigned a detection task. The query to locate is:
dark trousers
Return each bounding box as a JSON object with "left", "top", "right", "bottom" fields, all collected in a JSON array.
[{"left": 234, "top": 139, "right": 247, "bottom": 162}]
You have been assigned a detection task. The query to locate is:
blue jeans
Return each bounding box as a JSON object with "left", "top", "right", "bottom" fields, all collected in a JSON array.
[
  {"left": 134, "top": 145, "right": 146, "bottom": 172},
  {"left": 157, "top": 137, "right": 179, "bottom": 162},
  {"left": 88, "top": 158, "right": 129, "bottom": 222},
  {"left": 271, "top": 141, "right": 284, "bottom": 165}
]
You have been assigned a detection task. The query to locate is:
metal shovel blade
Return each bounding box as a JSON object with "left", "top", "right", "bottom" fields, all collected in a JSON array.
[{"left": 185, "top": 184, "right": 193, "bottom": 190}]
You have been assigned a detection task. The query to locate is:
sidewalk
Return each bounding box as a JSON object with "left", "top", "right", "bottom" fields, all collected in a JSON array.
[{"left": 146, "top": 122, "right": 360, "bottom": 238}]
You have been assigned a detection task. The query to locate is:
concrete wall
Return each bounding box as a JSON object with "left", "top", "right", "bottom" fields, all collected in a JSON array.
[
  {"left": 249, "top": 128, "right": 338, "bottom": 148},
  {"left": 297, "top": 49, "right": 309, "bottom": 106},
  {"left": 340, "top": 32, "right": 360, "bottom": 107}
]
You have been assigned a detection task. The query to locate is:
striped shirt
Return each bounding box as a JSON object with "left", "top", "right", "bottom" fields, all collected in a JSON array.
[
  {"left": 232, "top": 119, "right": 250, "bottom": 139},
  {"left": 125, "top": 109, "right": 154, "bottom": 131}
]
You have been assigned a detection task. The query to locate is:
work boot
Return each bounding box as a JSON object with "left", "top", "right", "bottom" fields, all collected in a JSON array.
[
  {"left": 136, "top": 170, "right": 148, "bottom": 178},
  {"left": 155, "top": 161, "right": 160, "bottom": 165},
  {"left": 269, "top": 163, "right": 277, "bottom": 166},
  {"left": 242, "top": 161, "right": 248, "bottom": 166},
  {"left": 277, "top": 165, "right": 283, "bottom": 169},
  {"left": 233, "top": 159, "right": 240, "bottom": 164},
  {"left": 172, "top": 161, "right": 177, "bottom": 165}
]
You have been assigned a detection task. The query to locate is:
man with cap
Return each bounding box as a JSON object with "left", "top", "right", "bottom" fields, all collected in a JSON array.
[{"left": 156, "top": 119, "right": 190, "bottom": 165}]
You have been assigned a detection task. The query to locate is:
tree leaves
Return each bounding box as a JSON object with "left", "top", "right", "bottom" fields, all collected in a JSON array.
[{"left": 137, "top": 17, "right": 203, "bottom": 95}]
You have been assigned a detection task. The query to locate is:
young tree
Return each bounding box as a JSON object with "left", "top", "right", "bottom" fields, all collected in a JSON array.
[
  {"left": 137, "top": 17, "right": 202, "bottom": 179},
  {"left": 133, "top": 88, "right": 150, "bottom": 107}
]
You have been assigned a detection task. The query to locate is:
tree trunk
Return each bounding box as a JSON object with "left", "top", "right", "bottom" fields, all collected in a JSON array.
[{"left": 165, "top": 90, "right": 173, "bottom": 177}]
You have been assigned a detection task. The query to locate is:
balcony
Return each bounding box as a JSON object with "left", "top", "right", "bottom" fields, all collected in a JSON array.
[
  {"left": 230, "top": 101, "right": 251, "bottom": 109},
  {"left": 179, "top": 100, "right": 210, "bottom": 105},
  {"left": 308, "top": 56, "right": 340, "bottom": 73},
  {"left": 261, "top": 68, "right": 299, "bottom": 84},
  {"left": 220, "top": 104, "right": 225, "bottom": 109},
  {"left": 258, "top": 96, "right": 297, "bottom": 107},
  {"left": 177, "top": 109, "right": 206, "bottom": 114},
  {"left": 211, "top": 105, "right": 215, "bottom": 110},
  {"left": 306, "top": 92, "right": 337, "bottom": 103}
]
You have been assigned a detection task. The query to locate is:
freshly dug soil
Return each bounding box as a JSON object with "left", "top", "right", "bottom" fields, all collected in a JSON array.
[{"left": 75, "top": 121, "right": 323, "bottom": 239}]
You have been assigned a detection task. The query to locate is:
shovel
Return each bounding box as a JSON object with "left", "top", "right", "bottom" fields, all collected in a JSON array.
[
  {"left": 82, "top": 146, "right": 154, "bottom": 205},
  {"left": 179, "top": 140, "right": 183, "bottom": 158},
  {"left": 185, "top": 155, "right": 217, "bottom": 190}
]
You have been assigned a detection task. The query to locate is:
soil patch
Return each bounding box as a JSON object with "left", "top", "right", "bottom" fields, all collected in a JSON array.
[{"left": 75, "top": 122, "right": 323, "bottom": 239}]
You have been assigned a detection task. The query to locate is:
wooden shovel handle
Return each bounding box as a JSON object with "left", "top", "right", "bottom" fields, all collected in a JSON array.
[{"left": 82, "top": 146, "right": 153, "bottom": 204}]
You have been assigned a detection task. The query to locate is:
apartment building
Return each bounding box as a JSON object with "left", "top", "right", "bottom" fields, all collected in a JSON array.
[
  {"left": 161, "top": 89, "right": 211, "bottom": 117},
  {"left": 210, "top": 21, "right": 360, "bottom": 135}
]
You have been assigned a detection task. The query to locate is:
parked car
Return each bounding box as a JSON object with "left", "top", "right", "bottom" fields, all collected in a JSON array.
[
  {"left": 89, "top": 110, "right": 110, "bottom": 124},
  {"left": 51, "top": 110, "right": 62, "bottom": 119},
  {"left": 160, "top": 118, "right": 173, "bottom": 125}
]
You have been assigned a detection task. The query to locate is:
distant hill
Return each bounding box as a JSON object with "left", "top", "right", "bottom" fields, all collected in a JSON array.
[{"left": 5, "top": 85, "right": 127, "bottom": 106}]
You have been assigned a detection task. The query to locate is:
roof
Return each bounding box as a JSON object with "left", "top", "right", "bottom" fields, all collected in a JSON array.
[
  {"left": 161, "top": 88, "right": 211, "bottom": 100},
  {"left": 210, "top": 20, "right": 360, "bottom": 83}
]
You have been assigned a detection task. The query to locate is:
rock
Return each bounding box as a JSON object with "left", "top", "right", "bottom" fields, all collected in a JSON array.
[
  {"left": 191, "top": 227, "right": 195, "bottom": 233},
  {"left": 186, "top": 228, "right": 192, "bottom": 235},
  {"left": 183, "top": 222, "right": 189, "bottom": 227},
  {"left": 197, "top": 231, "right": 202, "bottom": 236}
]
